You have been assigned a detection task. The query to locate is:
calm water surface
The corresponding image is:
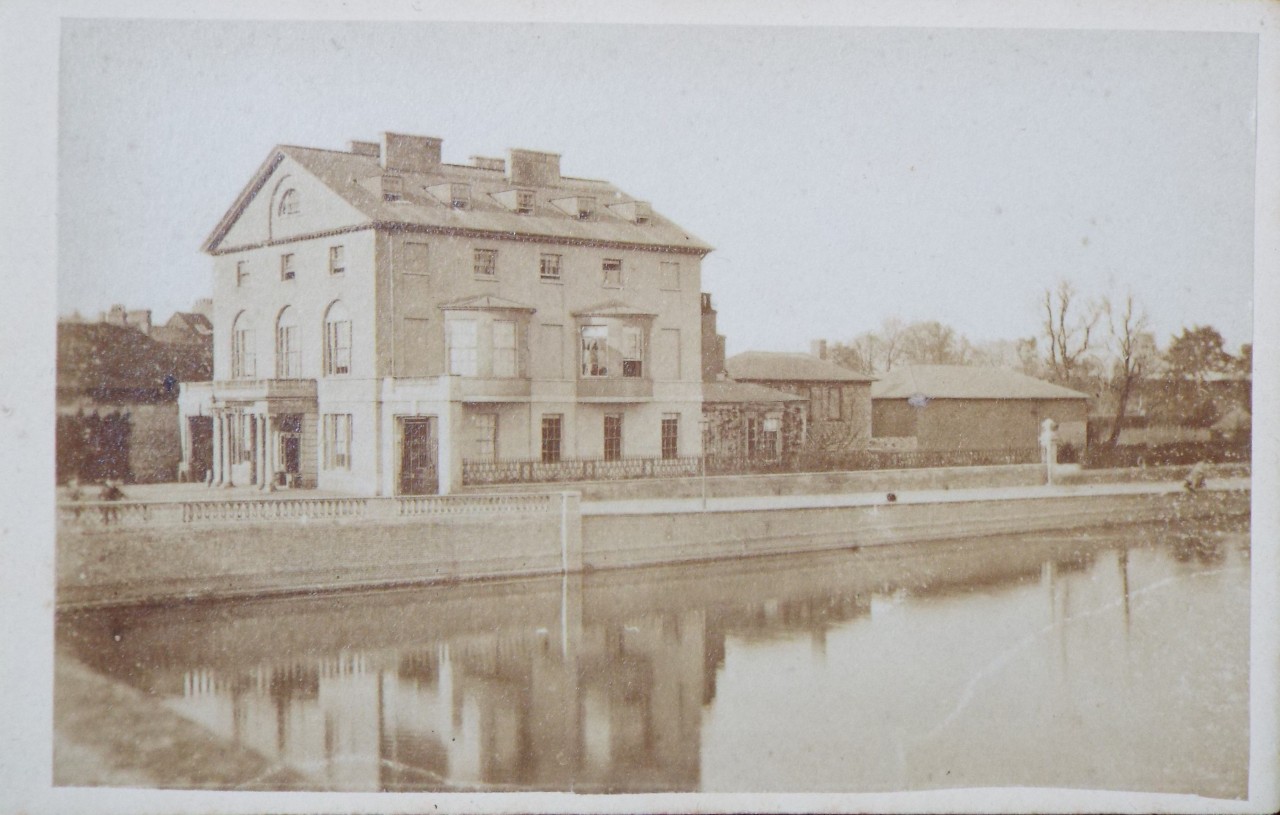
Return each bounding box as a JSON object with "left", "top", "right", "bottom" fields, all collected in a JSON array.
[{"left": 57, "top": 515, "right": 1250, "bottom": 796}]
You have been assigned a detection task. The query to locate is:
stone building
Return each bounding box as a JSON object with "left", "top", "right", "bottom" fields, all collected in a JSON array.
[
  {"left": 723, "top": 350, "right": 875, "bottom": 450},
  {"left": 179, "top": 132, "right": 712, "bottom": 494},
  {"left": 871, "top": 365, "right": 1089, "bottom": 451}
]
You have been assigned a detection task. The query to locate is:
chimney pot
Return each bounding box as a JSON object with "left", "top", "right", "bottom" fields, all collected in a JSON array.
[
  {"left": 509, "top": 148, "right": 561, "bottom": 186},
  {"left": 381, "top": 132, "right": 442, "bottom": 173}
]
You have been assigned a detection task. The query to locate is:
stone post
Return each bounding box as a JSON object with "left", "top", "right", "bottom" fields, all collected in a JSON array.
[{"left": 1040, "top": 418, "right": 1058, "bottom": 486}]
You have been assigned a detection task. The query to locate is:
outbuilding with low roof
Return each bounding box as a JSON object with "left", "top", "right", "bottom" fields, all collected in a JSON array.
[
  {"left": 725, "top": 351, "right": 876, "bottom": 448},
  {"left": 871, "top": 365, "right": 1089, "bottom": 452}
]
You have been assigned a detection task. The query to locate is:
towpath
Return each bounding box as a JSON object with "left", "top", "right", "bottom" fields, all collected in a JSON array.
[{"left": 582, "top": 477, "right": 1251, "bottom": 516}]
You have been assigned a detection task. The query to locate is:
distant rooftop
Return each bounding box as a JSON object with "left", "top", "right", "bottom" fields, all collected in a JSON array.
[
  {"left": 871, "top": 365, "right": 1089, "bottom": 401},
  {"left": 725, "top": 351, "right": 876, "bottom": 384}
]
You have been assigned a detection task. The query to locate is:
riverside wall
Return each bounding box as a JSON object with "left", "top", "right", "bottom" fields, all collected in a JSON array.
[
  {"left": 58, "top": 492, "right": 581, "bottom": 608},
  {"left": 581, "top": 488, "right": 1247, "bottom": 571},
  {"left": 57, "top": 475, "right": 1249, "bottom": 609}
]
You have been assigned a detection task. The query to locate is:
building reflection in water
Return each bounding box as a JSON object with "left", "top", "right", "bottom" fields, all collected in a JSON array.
[{"left": 58, "top": 516, "right": 1249, "bottom": 794}]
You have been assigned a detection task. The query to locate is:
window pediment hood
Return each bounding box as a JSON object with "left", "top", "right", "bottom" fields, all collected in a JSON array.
[
  {"left": 572, "top": 300, "right": 656, "bottom": 319},
  {"left": 438, "top": 294, "right": 536, "bottom": 313}
]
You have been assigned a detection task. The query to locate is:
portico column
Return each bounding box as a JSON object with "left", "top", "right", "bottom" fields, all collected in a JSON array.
[
  {"left": 223, "top": 412, "right": 235, "bottom": 488},
  {"left": 261, "top": 414, "right": 276, "bottom": 491},
  {"left": 211, "top": 411, "right": 224, "bottom": 486}
]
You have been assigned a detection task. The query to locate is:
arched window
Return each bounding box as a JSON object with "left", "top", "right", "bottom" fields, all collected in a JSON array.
[
  {"left": 276, "top": 306, "right": 300, "bottom": 378},
  {"left": 231, "top": 312, "right": 256, "bottom": 379},
  {"left": 324, "top": 301, "right": 352, "bottom": 376},
  {"left": 277, "top": 188, "right": 300, "bottom": 217}
]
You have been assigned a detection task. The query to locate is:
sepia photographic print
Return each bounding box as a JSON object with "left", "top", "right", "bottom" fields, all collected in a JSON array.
[{"left": 3, "top": 1, "right": 1278, "bottom": 813}]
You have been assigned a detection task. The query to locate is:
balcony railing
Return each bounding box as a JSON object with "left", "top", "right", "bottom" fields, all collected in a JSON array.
[
  {"left": 463, "top": 455, "right": 700, "bottom": 485},
  {"left": 462, "top": 448, "right": 1042, "bottom": 485},
  {"left": 211, "top": 378, "right": 318, "bottom": 401},
  {"left": 575, "top": 377, "right": 653, "bottom": 401}
]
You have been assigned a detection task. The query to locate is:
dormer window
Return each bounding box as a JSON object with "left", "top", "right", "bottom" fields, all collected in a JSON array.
[
  {"left": 381, "top": 175, "right": 403, "bottom": 202},
  {"left": 516, "top": 189, "right": 534, "bottom": 214},
  {"left": 551, "top": 195, "right": 596, "bottom": 219},
  {"left": 277, "top": 188, "right": 300, "bottom": 217},
  {"left": 605, "top": 200, "right": 651, "bottom": 224},
  {"left": 450, "top": 183, "right": 471, "bottom": 209}
]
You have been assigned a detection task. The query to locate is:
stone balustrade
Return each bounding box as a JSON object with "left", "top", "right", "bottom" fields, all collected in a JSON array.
[{"left": 58, "top": 492, "right": 563, "bottom": 529}]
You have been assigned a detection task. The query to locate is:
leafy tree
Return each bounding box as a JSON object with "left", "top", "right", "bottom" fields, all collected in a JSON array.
[{"left": 1150, "top": 325, "right": 1235, "bottom": 427}]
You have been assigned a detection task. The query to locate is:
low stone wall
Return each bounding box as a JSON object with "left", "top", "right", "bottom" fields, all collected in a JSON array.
[
  {"left": 463, "top": 463, "right": 1049, "bottom": 502},
  {"left": 581, "top": 489, "right": 1248, "bottom": 571},
  {"left": 58, "top": 478, "right": 1249, "bottom": 609},
  {"left": 58, "top": 492, "right": 580, "bottom": 608}
]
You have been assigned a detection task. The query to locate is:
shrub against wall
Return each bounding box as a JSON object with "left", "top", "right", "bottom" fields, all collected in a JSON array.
[
  {"left": 57, "top": 411, "right": 132, "bottom": 484},
  {"left": 1080, "top": 440, "right": 1251, "bottom": 469}
]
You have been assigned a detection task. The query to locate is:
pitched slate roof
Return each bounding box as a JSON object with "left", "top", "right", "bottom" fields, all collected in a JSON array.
[
  {"left": 871, "top": 365, "right": 1089, "bottom": 400},
  {"left": 205, "top": 144, "right": 713, "bottom": 255},
  {"left": 724, "top": 352, "right": 877, "bottom": 384},
  {"left": 702, "top": 380, "right": 808, "bottom": 404}
]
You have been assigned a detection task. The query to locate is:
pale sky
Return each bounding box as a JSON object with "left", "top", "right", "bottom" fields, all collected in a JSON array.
[{"left": 58, "top": 21, "right": 1257, "bottom": 356}]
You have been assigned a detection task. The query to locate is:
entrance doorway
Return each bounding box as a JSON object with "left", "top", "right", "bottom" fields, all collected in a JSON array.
[
  {"left": 399, "top": 417, "right": 438, "bottom": 495},
  {"left": 278, "top": 414, "right": 302, "bottom": 486},
  {"left": 188, "top": 416, "right": 213, "bottom": 483}
]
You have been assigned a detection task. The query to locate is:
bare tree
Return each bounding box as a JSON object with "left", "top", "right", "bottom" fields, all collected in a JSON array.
[
  {"left": 1102, "top": 293, "right": 1151, "bottom": 448},
  {"left": 1042, "top": 280, "right": 1101, "bottom": 385}
]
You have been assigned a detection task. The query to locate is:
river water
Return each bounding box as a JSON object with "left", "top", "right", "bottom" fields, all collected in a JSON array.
[{"left": 56, "top": 514, "right": 1250, "bottom": 796}]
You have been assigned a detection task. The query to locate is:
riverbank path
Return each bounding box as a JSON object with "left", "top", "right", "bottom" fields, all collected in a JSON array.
[{"left": 581, "top": 477, "right": 1251, "bottom": 516}]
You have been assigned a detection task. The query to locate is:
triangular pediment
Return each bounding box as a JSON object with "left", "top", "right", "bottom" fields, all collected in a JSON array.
[
  {"left": 571, "top": 300, "right": 657, "bottom": 319},
  {"left": 438, "top": 294, "right": 537, "bottom": 312},
  {"left": 203, "top": 147, "right": 375, "bottom": 254}
]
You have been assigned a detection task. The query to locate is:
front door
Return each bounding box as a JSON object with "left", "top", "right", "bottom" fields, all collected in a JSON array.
[
  {"left": 278, "top": 414, "right": 302, "bottom": 483},
  {"left": 399, "top": 417, "right": 438, "bottom": 495}
]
